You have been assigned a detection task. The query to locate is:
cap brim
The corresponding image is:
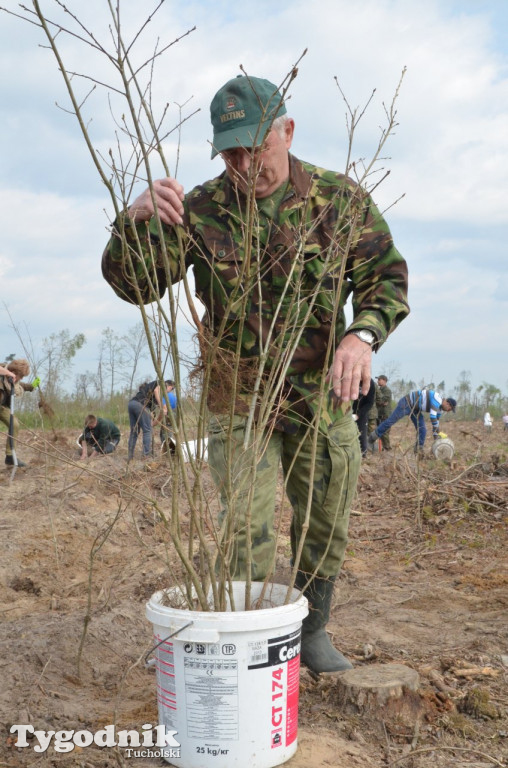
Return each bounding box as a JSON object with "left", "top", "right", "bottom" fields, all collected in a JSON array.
[{"left": 211, "top": 122, "right": 270, "bottom": 159}]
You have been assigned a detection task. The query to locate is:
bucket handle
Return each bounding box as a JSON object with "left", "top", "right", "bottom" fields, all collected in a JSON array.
[{"left": 144, "top": 621, "right": 194, "bottom": 668}]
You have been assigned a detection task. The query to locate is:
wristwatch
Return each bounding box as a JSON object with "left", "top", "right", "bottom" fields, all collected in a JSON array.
[{"left": 347, "top": 329, "right": 376, "bottom": 346}]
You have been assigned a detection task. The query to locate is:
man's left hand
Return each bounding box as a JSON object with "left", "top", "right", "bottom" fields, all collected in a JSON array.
[{"left": 327, "top": 334, "right": 372, "bottom": 403}]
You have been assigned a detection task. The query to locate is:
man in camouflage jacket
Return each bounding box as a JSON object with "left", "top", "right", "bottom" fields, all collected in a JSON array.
[
  {"left": 375, "top": 375, "right": 393, "bottom": 450},
  {"left": 102, "top": 75, "right": 409, "bottom": 674}
]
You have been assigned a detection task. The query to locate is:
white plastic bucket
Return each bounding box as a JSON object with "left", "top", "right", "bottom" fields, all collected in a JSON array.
[
  {"left": 146, "top": 582, "right": 308, "bottom": 768},
  {"left": 161, "top": 437, "right": 208, "bottom": 462},
  {"left": 181, "top": 438, "right": 208, "bottom": 463},
  {"left": 431, "top": 437, "right": 455, "bottom": 460}
]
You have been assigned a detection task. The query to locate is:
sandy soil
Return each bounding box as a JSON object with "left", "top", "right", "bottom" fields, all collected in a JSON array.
[{"left": 0, "top": 420, "right": 507, "bottom": 768}]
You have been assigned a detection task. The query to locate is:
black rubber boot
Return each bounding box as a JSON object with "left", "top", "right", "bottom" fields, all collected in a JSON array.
[
  {"left": 367, "top": 430, "right": 378, "bottom": 446},
  {"left": 5, "top": 455, "right": 27, "bottom": 467},
  {"left": 295, "top": 572, "right": 352, "bottom": 674}
]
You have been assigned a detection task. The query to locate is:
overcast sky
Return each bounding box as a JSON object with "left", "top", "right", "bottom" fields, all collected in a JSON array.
[{"left": 1, "top": 0, "right": 507, "bottom": 396}]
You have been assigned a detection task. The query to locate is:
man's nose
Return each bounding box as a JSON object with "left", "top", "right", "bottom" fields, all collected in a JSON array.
[{"left": 235, "top": 149, "right": 252, "bottom": 173}]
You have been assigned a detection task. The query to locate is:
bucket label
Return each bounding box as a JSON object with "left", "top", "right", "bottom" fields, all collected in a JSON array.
[
  {"left": 284, "top": 654, "right": 300, "bottom": 746},
  {"left": 155, "top": 636, "right": 177, "bottom": 731},
  {"left": 182, "top": 642, "right": 223, "bottom": 656},
  {"left": 247, "top": 638, "right": 268, "bottom": 666},
  {"left": 184, "top": 657, "right": 239, "bottom": 741},
  {"left": 247, "top": 628, "right": 301, "bottom": 670},
  {"left": 247, "top": 629, "right": 301, "bottom": 750}
]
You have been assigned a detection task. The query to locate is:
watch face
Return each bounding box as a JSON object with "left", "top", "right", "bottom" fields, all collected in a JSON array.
[{"left": 358, "top": 330, "right": 374, "bottom": 343}]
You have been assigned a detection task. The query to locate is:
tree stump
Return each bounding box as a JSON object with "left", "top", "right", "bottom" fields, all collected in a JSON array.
[{"left": 336, "top": 663, "right": 422, "bottom": 723}]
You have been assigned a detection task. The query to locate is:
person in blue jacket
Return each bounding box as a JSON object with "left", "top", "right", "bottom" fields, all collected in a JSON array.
[
  {"left": 160, "top": 380, "right": 177, "bottom": 451},
  {"left": 128, "top": 378, "right": 176, "bottom": 460},
  {"left": 368, "top": 388, "right": 456, "bottom": 453}
]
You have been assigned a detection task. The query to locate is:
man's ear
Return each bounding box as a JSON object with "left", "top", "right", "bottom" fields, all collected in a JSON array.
[{"left": 284, "top": 118, "right": 295, "bottom": 149}]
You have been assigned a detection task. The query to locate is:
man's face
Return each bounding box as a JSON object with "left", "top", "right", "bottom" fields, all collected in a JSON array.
[
  {"left": 442, "top": 400, "right": 453, "bottom": 412},
  {"left": 378, "top": 379, "right": 387, "bottom": 388},
  {"left": 220, "top": 119, "right": 294, "bottom": 198}
]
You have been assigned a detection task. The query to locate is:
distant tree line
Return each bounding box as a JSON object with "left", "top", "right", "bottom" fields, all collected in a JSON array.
[
  {"left": 5, "top": 323, "right": 152, "bottom": 411},
  {"left": 6, "top": 329, "right": 508, "bottom": 422}
]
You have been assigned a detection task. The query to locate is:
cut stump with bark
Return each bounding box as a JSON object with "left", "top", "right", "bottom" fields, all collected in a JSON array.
[{"left": 336, "top": 663, "right": 423, "bottom": 723}]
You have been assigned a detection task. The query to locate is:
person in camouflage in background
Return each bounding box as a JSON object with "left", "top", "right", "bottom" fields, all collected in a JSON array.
[
  {"left": 101, "top": 74, "right": 409, "bottom": 674},
  {"left": 375, "top": 374, "right": 393, "bottom": 450},
  {"left": 367, "top": 399, "right": 378, "bottom": 444}
]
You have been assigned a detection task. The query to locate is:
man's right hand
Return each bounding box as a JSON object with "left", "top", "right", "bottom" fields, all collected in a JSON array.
[{"left": 129, "top": 178, "right": 185, "bottom": 226}]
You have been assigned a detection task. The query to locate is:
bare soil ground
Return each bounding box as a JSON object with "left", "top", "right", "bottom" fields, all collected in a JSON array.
[{"left": 1, "top": 420, "right": 507, "bottom": 768}]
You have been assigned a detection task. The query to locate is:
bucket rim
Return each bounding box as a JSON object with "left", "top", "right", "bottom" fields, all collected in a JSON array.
[{"left": 146, "top": 581, "right": 308, "bottom": 633}]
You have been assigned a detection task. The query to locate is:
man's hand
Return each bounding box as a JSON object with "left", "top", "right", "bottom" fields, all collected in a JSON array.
[
  {"left": 327, "top": 334, "right": 372, "bottom": 403},
  {"left": 129, "top": 178, "right": 185, "bottom": 226}
]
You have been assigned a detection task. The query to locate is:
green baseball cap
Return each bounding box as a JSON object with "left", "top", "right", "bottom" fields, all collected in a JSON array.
[{"left": 210, "top": 75, "right": 287, "bottom": 159}]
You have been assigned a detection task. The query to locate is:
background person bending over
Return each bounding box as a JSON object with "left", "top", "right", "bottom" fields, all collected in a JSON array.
[
  {"left": 101, "top": 74, "right": 410, "bottom": 674},
  {"left": 127, "top": 379, "right": 175, "bottom": 460},
  {"left": 78, "top": 414, "right": 120, "bottom": 459},
  {"left": 159, "top": 379, "right": 177, "bottom": 452},
  {"left": 0, "top": 359, "right": 39, "bottom": 467},
  {"left": 369, "top": 388, "right": 456, "bottom": 455}
]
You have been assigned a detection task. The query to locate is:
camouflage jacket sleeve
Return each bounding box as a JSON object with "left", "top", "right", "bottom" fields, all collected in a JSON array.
[
  {"left": 101, "top": 211, "right": 187, "bottom": 305},
  {"left": 340, "top": 184, "right": 409, "bottom": 347}
]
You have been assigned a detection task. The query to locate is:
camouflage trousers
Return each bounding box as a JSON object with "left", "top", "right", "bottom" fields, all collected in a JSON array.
[
  {"left": 377, "top": 409, "right": 391, "bottom": 449},
  {"left": 208, "top": 412, "right": 361, "bottom": 581},
  {"left": 0, "top": 405, "right": 17, "bottom": 457}
]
